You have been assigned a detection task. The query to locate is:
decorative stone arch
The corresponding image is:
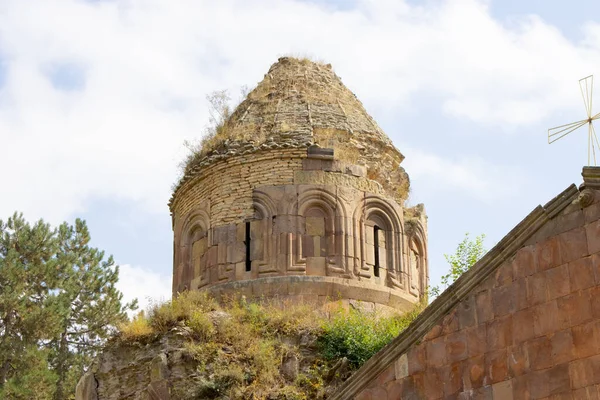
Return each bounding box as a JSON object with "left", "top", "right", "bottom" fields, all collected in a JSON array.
[
  {"left": 353, "top": 195, "right": 404, "bottom": 288},
  {"left": 252, "top": 190, "right": 278, "bottom": 273},
  {"left": 286, "top": 187, "right": 350, "bottom": 275},
  {"left": 174, "top": 206, "right": 211, "bottom": 292},
  {"left": 406, "top": 219, "right": 428, "bottom": 299}
]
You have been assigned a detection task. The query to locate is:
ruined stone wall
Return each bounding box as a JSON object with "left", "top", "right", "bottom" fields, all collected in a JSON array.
[{"left": 335, "top": 169, "right": 600, "bottom": 400}]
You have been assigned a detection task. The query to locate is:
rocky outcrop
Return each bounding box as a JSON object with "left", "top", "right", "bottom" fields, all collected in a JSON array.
[{"left": 76, "top": 329, "right": 197, "bottom": 400}]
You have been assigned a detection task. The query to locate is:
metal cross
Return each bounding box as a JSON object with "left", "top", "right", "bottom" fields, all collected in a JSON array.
[{"left": 548, "top": 75, "right": 600, "bottom": 166}]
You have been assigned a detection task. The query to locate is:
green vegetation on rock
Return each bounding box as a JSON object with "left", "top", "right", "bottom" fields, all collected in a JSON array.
[{"left": 117, "top": 292, "right": 424, "bottom": 399}]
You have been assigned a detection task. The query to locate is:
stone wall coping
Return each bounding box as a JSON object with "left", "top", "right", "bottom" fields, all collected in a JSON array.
[
  {"left": 583, "top": 166, "right": 600, "bottom": 189},
  {"left": 330, "top": 181, "right": 584, "bottom": 400}
]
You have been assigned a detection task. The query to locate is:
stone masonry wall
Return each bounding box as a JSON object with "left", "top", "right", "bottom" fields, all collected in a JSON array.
[
  {"left": 349, "top": 178, "right": 600, "bottom": 399},
  {"left": 171, "top": 148, "right": 306, "bottom": 226}
]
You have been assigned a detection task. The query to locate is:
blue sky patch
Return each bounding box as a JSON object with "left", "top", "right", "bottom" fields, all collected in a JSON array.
[{"left": 45, "top": 62, "right": 86, "bottom": 91}]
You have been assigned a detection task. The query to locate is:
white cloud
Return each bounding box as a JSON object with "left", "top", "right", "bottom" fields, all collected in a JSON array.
[
  {"left": 115, "top": 264, "right": 171, "bottom": 317},
  {"left": 0, "top": 0, "right": 598, "bottom": 222},
  {"left": 403, "top": 147, "right": 525, "bottom": 203}
]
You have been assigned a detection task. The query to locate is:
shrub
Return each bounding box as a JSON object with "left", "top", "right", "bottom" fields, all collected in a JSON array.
[
  {"left": 118, "top": 312, "right": 153, "bottom": 341},
  {"left": 319, "top": 303, "right": 424, "bottom": 368}
]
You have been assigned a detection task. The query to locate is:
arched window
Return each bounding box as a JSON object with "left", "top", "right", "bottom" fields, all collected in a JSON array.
[
  {"left": 174, "top": 207, "right": 211, "bottom": 292},
  {"left": 366, "top": 215, "right": 389, "bottom": 279}
]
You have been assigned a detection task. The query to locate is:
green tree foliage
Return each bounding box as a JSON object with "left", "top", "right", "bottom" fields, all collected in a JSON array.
[
  {"left": 429, "top": 233, "right": 486, "bottom": 298},
  {"left": 0, "top": 212, "right": 136, "bottom": 399}
]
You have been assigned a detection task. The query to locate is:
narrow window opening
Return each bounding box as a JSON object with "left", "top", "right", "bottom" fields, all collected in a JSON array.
[
  {"left": 245, "top": 222, "right": 252, "bottom": 271},
  {"left": 374, "top": 225, "right": 380, "bottom": 277}
]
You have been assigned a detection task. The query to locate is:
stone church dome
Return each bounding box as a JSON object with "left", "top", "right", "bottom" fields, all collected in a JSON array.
[{"left": 169, "top": 57, "right": 427, "bottom": 312}]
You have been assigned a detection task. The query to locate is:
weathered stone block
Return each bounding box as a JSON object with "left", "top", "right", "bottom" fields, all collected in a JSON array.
[
  {"left": 492, "top": 380, "right": 513, "bottom": 400},
  {"left": 537, "top": 236, "right": 561, "bottom": 271},
  {"left": 533, "top": 300, "right": 559, "bottom": 336},
  {"left": 587, "top": 220, "right": 600, "bottom": 254},
  {"left": 546, "top": 263, "right": 571, "bottom": 300},
  {"left": 486, "top": 315, "right": 512, "bottom": 351},
  {"left": 569, "top": 256, "right": 595, "bottom": 291},
  {"left": 306, "top": 257, "right": 326, "bottom": 276},
  {"left": 446, "top": 331, "right": 468, "bottom": 363},
  {"left": 559, "top": 227, "right": 589, "bottom": 264},
  {"left": 485, "top": 348, "right": 508, "bottom": 384},
  {"left": 425, "top": 336, "right": 446, "bottom": 368},
  {"left": 306, "top": 216, "right": 325, "bottom": 236}
]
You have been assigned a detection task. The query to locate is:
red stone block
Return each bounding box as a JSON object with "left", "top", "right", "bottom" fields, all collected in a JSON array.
[
  {"left": 587, "top": 220, "right": 600, "bottom": 255},
  {"left": 573, "top": 385, "right": 600, "bottom": 400},
  {"left": 513, "top": 374, "right": 531, "bottom": 400},
  {"left": 423, "top": 368, "right": 444, "bottom": 399},
  {"left": 441, "top": 362, "right": 463, "bottom": 397},
  {"left": 476, "top": 290, "right": 494, "bottom": 324},
  {"left": 441, "top": 308, "right": 460, "bottom": 336},
  {"left": 426, "top": 336, "right": 447, "bottom": 368},
  {"left": 385, "top": 379, "right": 403, "bottom": 400},
  {"left": 514, "top": 245, "right": 537, "bottom": 279},
  {"left": 423, "top": 323, "right": 443, "bottom": 342},
  {"left": 558, "top": 291, "right": 592, "bottom": 329},
  {"left": 590, "top": 286, "right": 600, "bottom": 320},
  {"left": 508, "top": 343, "right": 530, "bottom": 377},
  {"left": 466, "top": 324, "right": 487, "bottom": 358},
  {"left": 528, "top": 272, "right": 549, "bottom": 306},
  {"left": 546, "top": 264, "right": 571, "bottom": 300},
  {"left": 572, "top": 321, "right": 599, "bottom": 359},
  {"left": 569, "top": 256, "right": 595, "bottom": 291},
  {"left": 533, "top": 300, "right": 559, "bottom": 336},
  {"left": 495, "top": 261, "right": 514, "bottom": 287},
  {"left": 374, "top": 363, "right": 396, "bottom": 387},
  {"left": 458, "top": 295, "right": 477, "bottom": 330},
  {"left": 369, "top": 387, "right": 388, "bottom": 400},
  {"left": 584, "top": 201, "right": 600, "bottom": 223},
  {"left": 559, "top": 227, "right": 589, "bottom": 264},
  {"left": 446, "top": 331, "right": 469, "bottom": 363},
  {"left": 550, "top": 329, "right": 575, "bottom": 365},
  {"left": 487, "top": 315, "right": 513, "bottom": 351},
  {"left": 486, "top": 348, "right": 509, "bottom": 384},
  {"left": 407, "top": 344, "right": 427, "bottom": 375},
  {"left": 527, "top": 336, "right": 553, "bottom": 371},
  {"left": 537, "top": 237, "right": 561, "bottom": 271},
  {"left": 569, "top": 358, "right": 595, "bottom": 390},
  {"left": 462, "top": 355, "right": 485, "bottom": 390},
  {"left": 513, "top": 308, "right": 536, "bottom": 344},
  {"left": 547, "top": 363, "right": 571, "bottom": 396},
  {"left": 593, "top": 253, "right": 600, "bottom": 285},
  {"left": 492, "top": 283, "right": 518, "bottom": 316},
  {"left": 515, "top": 278, "right": 530, "bottom": 311},
  {"left": 529, "top": 369, "right": 551, "bottom": 399}
]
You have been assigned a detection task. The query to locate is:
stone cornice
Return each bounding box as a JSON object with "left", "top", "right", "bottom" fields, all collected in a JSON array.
[
  {"left": 583, "top": 166, "right": 600, "bottom": 189},
  {"left": 331, "top": 182, "right": 581, "bottom": 400}
]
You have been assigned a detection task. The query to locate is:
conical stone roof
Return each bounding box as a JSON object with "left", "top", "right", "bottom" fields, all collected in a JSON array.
[{"left": 173, "top": 57, "right": 408, "bottom": 202}]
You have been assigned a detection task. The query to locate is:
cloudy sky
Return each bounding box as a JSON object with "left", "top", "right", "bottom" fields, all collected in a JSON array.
[{"left": 2, "top": 0, "right": 599, "bottom": 311}]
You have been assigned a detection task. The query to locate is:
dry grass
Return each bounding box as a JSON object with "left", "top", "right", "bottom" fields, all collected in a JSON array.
[
  {"left": 116, "top": 292, "right": 424, "bottom": 399},
  {"left": 118, "top": 311, "right": 153, "bottom": 341}
]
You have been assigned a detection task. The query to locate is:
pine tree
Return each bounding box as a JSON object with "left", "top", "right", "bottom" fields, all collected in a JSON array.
[
  {"left": 0, "top": 213, "right": 63, "bottom": 391},
  {"left": 0, "top": 213, "right": 137, "bottom": 399},
  {"left": 51, "top": 219, "right": 136, "bottom": 400}
]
